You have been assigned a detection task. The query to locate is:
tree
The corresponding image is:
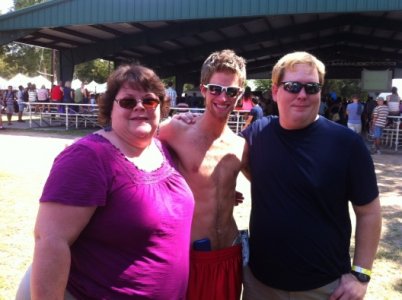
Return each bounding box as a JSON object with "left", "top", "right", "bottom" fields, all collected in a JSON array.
[
  {"left": 324, "top": 79, "right": 367, "bottom": 101},
  {"left": 74, "top": 59, "right": 114, "bottom": 83},
  {"left": 0, "top": 43, "right": 52, "bottom": 78},
  {"left": 14, "top": 0, "right": 44, "bottom": 11},
  {"left": 0, "top": 0, "right": 50, "bottom": 78},
  {"left": 251, "top": 79, "right": 272, "bottom": 92}
]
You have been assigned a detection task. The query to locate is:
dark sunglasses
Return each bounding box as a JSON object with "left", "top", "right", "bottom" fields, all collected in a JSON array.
[
  {"left": 280, "top": 81, "right": 321, "bottom": 95},
  {"left": 203, "top": 84, "right": 241, "bottom": 98},
  {"left": 114, "top": 97, "right": 160, "bottom": 110}
]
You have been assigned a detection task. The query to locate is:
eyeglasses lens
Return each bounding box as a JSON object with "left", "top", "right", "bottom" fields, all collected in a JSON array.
[
  {"left": 117, "top": 98, "right": 160, "bottom": 110},
  {"left": 208, "top": 85, "right": 222, "bottom": 96},
  {"left": 282, "top": 82, "right": 321, "bottom": 95},
  {"left": 206, "top": 84, "right": 240, "bottom": 98}
]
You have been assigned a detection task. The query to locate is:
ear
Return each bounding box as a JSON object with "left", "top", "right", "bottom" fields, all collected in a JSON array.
[
  {"left": 272, "top": 84, "right": 279, "bottom": 103},
  {"left": 200, "top": 84, "right": 207, "bottom": 98}
]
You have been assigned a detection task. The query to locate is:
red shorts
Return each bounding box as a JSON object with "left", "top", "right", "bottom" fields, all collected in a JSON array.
[{"left": 187, "top": 244, "right": 242, "bottom": 300}]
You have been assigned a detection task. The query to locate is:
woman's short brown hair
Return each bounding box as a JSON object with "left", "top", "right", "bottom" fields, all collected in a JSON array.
[{"left": 98, "top": 64, "right": 166, "bottom": 126}]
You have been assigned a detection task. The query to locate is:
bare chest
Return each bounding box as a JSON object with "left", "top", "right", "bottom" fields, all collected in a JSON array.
[{"left": 177, "top": 133, "right": 244, "bottom": 182}]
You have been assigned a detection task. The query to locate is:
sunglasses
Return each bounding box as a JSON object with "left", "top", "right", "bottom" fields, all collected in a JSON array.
[
  {"left": 203, "top": 84, "right": 241, "bottom": 98},
  {"left": 114, "top": 97, "right": 160, "bottom": 110},
  {"left": 280, "top": 81, "right": 321, "bottom": 95}
]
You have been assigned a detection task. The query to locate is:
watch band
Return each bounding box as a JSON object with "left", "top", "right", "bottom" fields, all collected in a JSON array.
[{"left": 351, "top": 265, "right": 372, "bottom": 276}]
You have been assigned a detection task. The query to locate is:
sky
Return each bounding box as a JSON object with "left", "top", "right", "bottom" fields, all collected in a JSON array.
[{"left": 0, "top": 0, "right": 14, "bottom": 14}]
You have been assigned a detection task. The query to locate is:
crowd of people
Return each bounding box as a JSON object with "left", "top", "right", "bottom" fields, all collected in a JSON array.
[
  {"left": 12, "top": 49, "right": 386, "bottom": 300},
  {"left": 0, "top": 81, "right": 99, "bottom": 128}
]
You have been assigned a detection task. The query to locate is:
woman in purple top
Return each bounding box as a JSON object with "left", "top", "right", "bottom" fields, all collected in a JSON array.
[{"left": 16, "top": 65, "right": 195, "bottom": 300}]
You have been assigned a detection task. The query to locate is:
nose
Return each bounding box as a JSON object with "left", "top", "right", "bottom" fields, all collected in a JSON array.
[
  {"left": 217, "top": 90, "right": 233, "bottom": 101},
  {"left": 297, "top": 87, "right": 307, "bottom": 98},
  {"left": 133, "top": 100, "right": 145, "bottom": 110}
]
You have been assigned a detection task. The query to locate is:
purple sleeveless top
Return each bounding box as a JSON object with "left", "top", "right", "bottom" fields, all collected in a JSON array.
[{"left": 40, "top": 134, "right": 194, "bottom": 299}]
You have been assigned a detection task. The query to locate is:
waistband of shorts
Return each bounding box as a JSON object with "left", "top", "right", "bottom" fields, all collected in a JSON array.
[{"left": 190, "top": 244, "right": 241, "bottom": 262}]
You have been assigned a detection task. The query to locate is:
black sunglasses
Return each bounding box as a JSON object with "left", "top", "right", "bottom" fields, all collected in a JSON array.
[
  {"left": 203, "top": 84, "right": 241, "bottom": 98},
  {"left": 114, "top": 97, "right": 160, "bottom": 110},
  {"left": 280, "top": 81, "right": 321, "bottom": 95}
]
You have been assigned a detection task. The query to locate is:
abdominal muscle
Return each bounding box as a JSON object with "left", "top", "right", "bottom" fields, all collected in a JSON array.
[{"left": 181, "top": 161, "right": 241, "bottom": 250}]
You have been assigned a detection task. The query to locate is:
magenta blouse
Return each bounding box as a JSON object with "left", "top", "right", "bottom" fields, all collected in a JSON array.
[{"left": 40, "top": 134, "right": 194, "bottom": 299}]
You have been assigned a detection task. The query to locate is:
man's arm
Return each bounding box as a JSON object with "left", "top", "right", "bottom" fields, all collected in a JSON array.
[
  {"left": 242, "top": 115, "right": 253, "bottom": 130},
  {"left": 330, "top": 197, "right": 382, "bottom": 300},
  {"left": 352, "top": 197, "right": 382, "bottom": 270},
  {"left": 157, "top": 117, "right": 173, "bottom": 142},
  {"left": 240, "top": 139, "right": 251, "bottom": 181},
  {"left": 158, "top": 117, "right": 186, "bottom": 147}
]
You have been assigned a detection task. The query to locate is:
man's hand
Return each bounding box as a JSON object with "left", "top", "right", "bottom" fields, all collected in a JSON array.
[
  {"left": 234, "top": 191, "right": 244, "bottom": 206},
  {"left": 329, "top": 273, "right": 368, "bottom": 300},
  {"left": 172, "top": 112, "right": 200, "bottom": 124}
]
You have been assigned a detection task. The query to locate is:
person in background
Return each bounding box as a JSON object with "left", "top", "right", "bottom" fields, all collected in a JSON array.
[
  {"left": 0, "top": 106, "right": 4, "bottom": 129},
  {"left": 242, "top": 96, "right": 264, "bottom": 130},
  {"left": 36, "top": 84, "right": 49, "bottom": 112},
  {"left": 4, "top": 85, "right": 15, "bottom": 125},
  {"left": 371, "top": 96, "right": 389, "bottom": 155},
  {"left": 16, "top": 85, "right": 25, "bottom": 122},
  {"left": 318, "top": 96, "right": 328, "bottom": 116},
  {"left": 50, "top": 81, "right": 63, "bottom": 113},
  {"left": 62, "top": 81, "right": 74, "bottom": 113},
  {"left": 159, "top": 49, "right": 248, "bottom": 300},
  {"left": 28, "top": 84, "right": 38, "bottom": 113},
  {"left": 346, "top": 94, "right": 364, "bottom": 134},
  {"left": 362, "top": 96, "right": 376, "bottom": 136},
  {"left": 165, "top": 80, "right": 177, "bottom": 109},
  {"left": 386, "top": 86, "right": 400, "bottom": 116},
  {"left": 74, "top": 82, "right": 89, "bottom": 113},
  {"left": 15, "top": 64, "right": 195, "bottom": 300},
  {"left": 241, "top": 86, "right": 253, "bottom": 111},
  {"left": 89, "top": 93, "right": 96, "bottom": 112},
  {"left": 241, "top": 51, "right": 381, "bottom": 300},
  {"left": 73, "top": 82, "right": 83, "bottom": 113}
]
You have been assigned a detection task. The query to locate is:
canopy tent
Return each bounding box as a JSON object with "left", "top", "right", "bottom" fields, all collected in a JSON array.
[
  {"left": 71, "top": 78, "right": 82, "bottom": 89},
  {"left": 31, "top": 75, "right": 52, "bottom": 89},
  {"left": 86, "top": 80, "right": 100, "bottom": 93},
  {"left": 0, "top": 77, "right": 8, "bottom": 89},
  {"left": 97, "top": 82, "right": 107, "bottom": 93},
  {"left": 2, "top": 74, "right": 106, "bottom": 92},
  {"left": 7, "top": 73, "right": 31, "bottom": 89}
]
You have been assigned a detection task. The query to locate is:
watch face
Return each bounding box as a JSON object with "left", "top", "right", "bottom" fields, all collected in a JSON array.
[{"left": 352, "top": 271, "right": 370, "bottom": 283}]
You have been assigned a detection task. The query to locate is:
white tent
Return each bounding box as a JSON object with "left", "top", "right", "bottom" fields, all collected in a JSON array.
[
  {"left": 86, "top": 80, "right": 100, "bottom": 93},
  {"left": 31, "top": 75, "right": 52, "bottom": 89},
  {"left": 7, "top": 73, "right": 31, "bottom": 89},
  {"left": 97, "top": 82, "right": 107, "bottom": 93},
  {"left": 71, "top": 78, "right": 82, "bottom": 89},
  {"left": 0, "top": 77, "right": 8, "bottom": 89}
]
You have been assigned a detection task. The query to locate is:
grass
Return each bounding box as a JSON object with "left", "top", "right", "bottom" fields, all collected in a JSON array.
[{"left": 0, "top": 133, "right": 401, "bottom": 300}]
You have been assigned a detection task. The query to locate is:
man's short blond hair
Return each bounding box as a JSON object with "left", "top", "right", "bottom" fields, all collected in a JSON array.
[
  {"left": 271, "top": 51, "right": 326, "bottom": 85},
  {"left": 200, "top": 49, "right": 247, "bottom": 87}
]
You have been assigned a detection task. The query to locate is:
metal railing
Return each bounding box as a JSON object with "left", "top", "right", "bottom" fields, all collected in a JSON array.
[
  {"left": 169, "top": 107, "right": 249, "bottom": 134},
  {"left": 23, "top": 102, "right": 249, "bottom": 133}
]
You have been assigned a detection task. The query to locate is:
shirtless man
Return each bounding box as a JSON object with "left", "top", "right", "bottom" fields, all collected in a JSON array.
[{"left": 159, "top": 49, "right": 249, "bottom": 300}]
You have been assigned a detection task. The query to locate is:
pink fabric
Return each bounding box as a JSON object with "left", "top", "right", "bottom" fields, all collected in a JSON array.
[
  {"left": 242, "top": 97, "right": 253, "bottom": 111},
  {"left": 40, "top": 134, "right": 194, "bottom": 299}
]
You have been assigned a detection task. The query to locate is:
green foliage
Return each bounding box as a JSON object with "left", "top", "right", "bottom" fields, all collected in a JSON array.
[
  {"left": 183, "top": 83, "right": 195, "bottom": 92},
  {"left": 324, "top": 79, "right": 368, "bottom": 101},
  {"left": 0, "top": 43, "right": 52, "bottom": 78},
  {"left": 251, "top": 79, "right": 272, "bottom": 92},
  {"left": 161, "top": 76, "right": 175, "bottom": 88},
  {"left": 14, "top": 0, "right": 45, "bottom": 11},
  {"left": 74, "top": 59, "right": 114, "bottom": 83}
]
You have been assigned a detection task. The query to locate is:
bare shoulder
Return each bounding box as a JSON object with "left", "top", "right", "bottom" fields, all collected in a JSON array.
[{"left": 158, "top": 116, "right": 195, "bottom": 145}]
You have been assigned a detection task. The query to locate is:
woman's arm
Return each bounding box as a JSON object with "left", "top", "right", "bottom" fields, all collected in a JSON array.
[{"left": 31, "top": 202, "right": 96, "bottom": 300}]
